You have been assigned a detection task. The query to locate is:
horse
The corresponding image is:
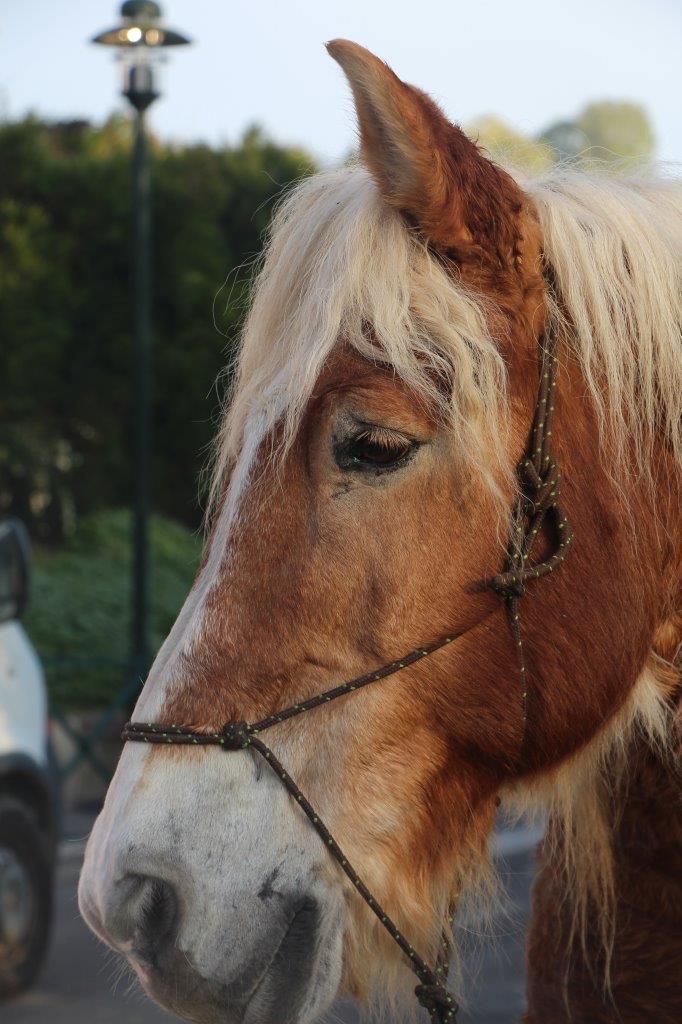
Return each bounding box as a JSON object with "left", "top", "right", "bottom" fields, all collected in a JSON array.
[{"left": 78, "top": 40, "right": 682, "bottom": 1024}]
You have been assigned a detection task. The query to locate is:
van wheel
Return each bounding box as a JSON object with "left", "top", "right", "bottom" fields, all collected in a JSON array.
[{"left": 0, "top": 797, "right": 53, "bottom": 998}]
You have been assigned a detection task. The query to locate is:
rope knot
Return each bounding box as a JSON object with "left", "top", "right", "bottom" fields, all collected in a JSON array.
[
  {"left": 489, "top": 573, "right": 525, "bottom": 601},
  {"left": 220, "top": 721, "right": 250, "bottom": 750},
  {"left": 414, "top": 981, "right": 458, "bottom": 1021}
]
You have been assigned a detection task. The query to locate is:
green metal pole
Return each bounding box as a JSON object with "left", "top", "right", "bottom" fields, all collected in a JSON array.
[{"left": 131, "top": 106, "right": 152, "bottom": 685}]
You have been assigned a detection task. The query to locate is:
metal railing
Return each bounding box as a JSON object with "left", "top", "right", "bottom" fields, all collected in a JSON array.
[{"left": 47, "top": 656, "right": 144, "bottom": 784}]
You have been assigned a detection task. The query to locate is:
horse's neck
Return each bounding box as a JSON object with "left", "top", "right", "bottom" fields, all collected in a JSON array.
[{"left": 525, "top": 700, "right": 682, "bottom": 1024}]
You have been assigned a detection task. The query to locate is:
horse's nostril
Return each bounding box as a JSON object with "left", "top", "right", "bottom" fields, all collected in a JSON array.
[
  {"left": 106, "top": 874, "right": 178, "bottom": 962},
  {"left": 137, "top": 877, "right": 178, "bottom": 950}
]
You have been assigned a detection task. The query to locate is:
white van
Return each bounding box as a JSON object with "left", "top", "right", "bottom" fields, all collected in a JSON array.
[{"left": 0, "top": 519, "right": 56, "bottom": 997}]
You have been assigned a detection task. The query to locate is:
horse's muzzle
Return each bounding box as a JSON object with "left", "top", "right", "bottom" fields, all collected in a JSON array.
[{"left": 80, "top": 855, "right": 328, "bottom": 1024}]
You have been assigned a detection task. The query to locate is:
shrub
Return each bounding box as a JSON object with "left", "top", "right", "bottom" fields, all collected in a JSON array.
[{"left": 24, "top": 508, "right": 202, "bottom": 709}]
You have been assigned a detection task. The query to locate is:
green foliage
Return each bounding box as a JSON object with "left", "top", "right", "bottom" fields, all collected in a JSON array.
[
  {"left": 23, "top": 509, "right": 202, "bottom": 708},
  {"left": 540, "top": 101, "right": 655, "bottom": 163},
  {"left": 0, "top": 116, "right": 316, "bottom": 540},
  {"left": 472, "top": 101, "right": 655, "bottom": 169},
  {"left": 537, "top": 120, "right": 589, "bottom": 161},
  {"left": 575, "top": 101, "right": 655, "bottom": 162},
  {"left": 468, "top": 115, "right": 554, "bottom": 171}
]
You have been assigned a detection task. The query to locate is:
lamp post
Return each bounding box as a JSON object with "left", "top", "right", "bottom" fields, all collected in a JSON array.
[{"left": 92, "top": 2, "right": 190, "bottom": 688}]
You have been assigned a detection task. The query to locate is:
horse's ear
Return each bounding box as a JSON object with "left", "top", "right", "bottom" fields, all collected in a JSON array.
[{"left": 326, "top": 39, "right": 523, "bottom": 257}]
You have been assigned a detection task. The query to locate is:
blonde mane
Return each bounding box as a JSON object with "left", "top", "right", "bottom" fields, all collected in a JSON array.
[
  {"left": 209, "top": 162, "right": 682, "bottom": 517},
  {"left": 209, "top": 164, "right": 509, "bottom": 514},
  {"left": 527, "top": 167, "right": 682, "bottom": 475}
]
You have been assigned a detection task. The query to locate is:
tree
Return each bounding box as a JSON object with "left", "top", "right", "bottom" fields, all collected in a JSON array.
[
  {"left": 576, "top": 101, "right": 655, "bottom": 162},
  {"left": 537, "top": 120, "right": 591, "bottom": 161},
  {"left": 467, "top": 115, "right": 554, "bottom": 171},
  {"left": 0, "top": 116, "right": 316, "bottom": 540},
  {"left": 540, "top": 102, "right": 655, "bottom": 164}
]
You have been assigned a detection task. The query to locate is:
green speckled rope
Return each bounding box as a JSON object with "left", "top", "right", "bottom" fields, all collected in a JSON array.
[
  {"left": 489, "top": 327, "right": 574, "bottom": 744},
  {"left": 122, "top": 328, "right": 572, "bottom": 1023}
]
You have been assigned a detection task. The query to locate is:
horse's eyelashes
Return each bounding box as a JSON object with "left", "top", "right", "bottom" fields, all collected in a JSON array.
[{"left": 335, "top": 428, "right": 418, "bottom": 473}]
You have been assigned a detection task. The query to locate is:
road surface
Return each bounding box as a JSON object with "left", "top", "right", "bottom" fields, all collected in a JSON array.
[{"left": 5, "top": 813, "right": 537, "bottom": 1023}]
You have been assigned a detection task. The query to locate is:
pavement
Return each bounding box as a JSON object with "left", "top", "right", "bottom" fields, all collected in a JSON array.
[{"left": 4, "top": 812, "right": 538, "bottom": 1024}]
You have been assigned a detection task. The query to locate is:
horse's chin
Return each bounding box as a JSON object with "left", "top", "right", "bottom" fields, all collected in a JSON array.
[{"left": 125, "top": 898, "right": 345, "bottom": 1024}]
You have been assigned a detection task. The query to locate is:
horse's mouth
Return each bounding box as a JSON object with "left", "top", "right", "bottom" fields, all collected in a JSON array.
[
  {"left": 242, "top": 897, "right": 322, "bottom": 1024},
  {"left": 130, "top": 896, "right": 327, "bottom": 1024}
]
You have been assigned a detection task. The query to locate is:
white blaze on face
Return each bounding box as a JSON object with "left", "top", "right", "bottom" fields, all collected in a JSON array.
[
  {"left": 134, "top": 407, "right": 269, "bottom": 723},
  {"left": 78, "top": 431, "right": 346, "bottom": 1024}
]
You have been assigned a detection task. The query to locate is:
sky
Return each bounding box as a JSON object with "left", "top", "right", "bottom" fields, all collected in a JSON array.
[{"left": 4, "top": 0, "right": 682, "bottom": 165}]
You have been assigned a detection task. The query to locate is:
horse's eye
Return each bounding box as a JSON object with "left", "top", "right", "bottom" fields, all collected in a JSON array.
[{"left": 338, "top": 428, "right": 417, "bottom": 472}]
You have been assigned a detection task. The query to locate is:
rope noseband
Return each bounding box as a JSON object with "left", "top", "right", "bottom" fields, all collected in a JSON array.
[{"left": 123, "top": 327, "right": 572, "bottom": 1023}]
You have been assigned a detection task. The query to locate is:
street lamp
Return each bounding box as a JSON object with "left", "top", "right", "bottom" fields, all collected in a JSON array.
[{"left": 92, "top": 3, "right": 190, "bottom": 689}]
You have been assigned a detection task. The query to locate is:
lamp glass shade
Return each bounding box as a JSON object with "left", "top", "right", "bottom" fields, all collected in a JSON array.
[{"left": 92, "top": 1, "right": 190, "bottom": 49}]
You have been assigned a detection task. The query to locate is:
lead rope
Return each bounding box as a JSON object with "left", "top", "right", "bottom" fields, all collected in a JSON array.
[{"left": 122, "top": 327, "right": 572, "bottom": 1023}]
